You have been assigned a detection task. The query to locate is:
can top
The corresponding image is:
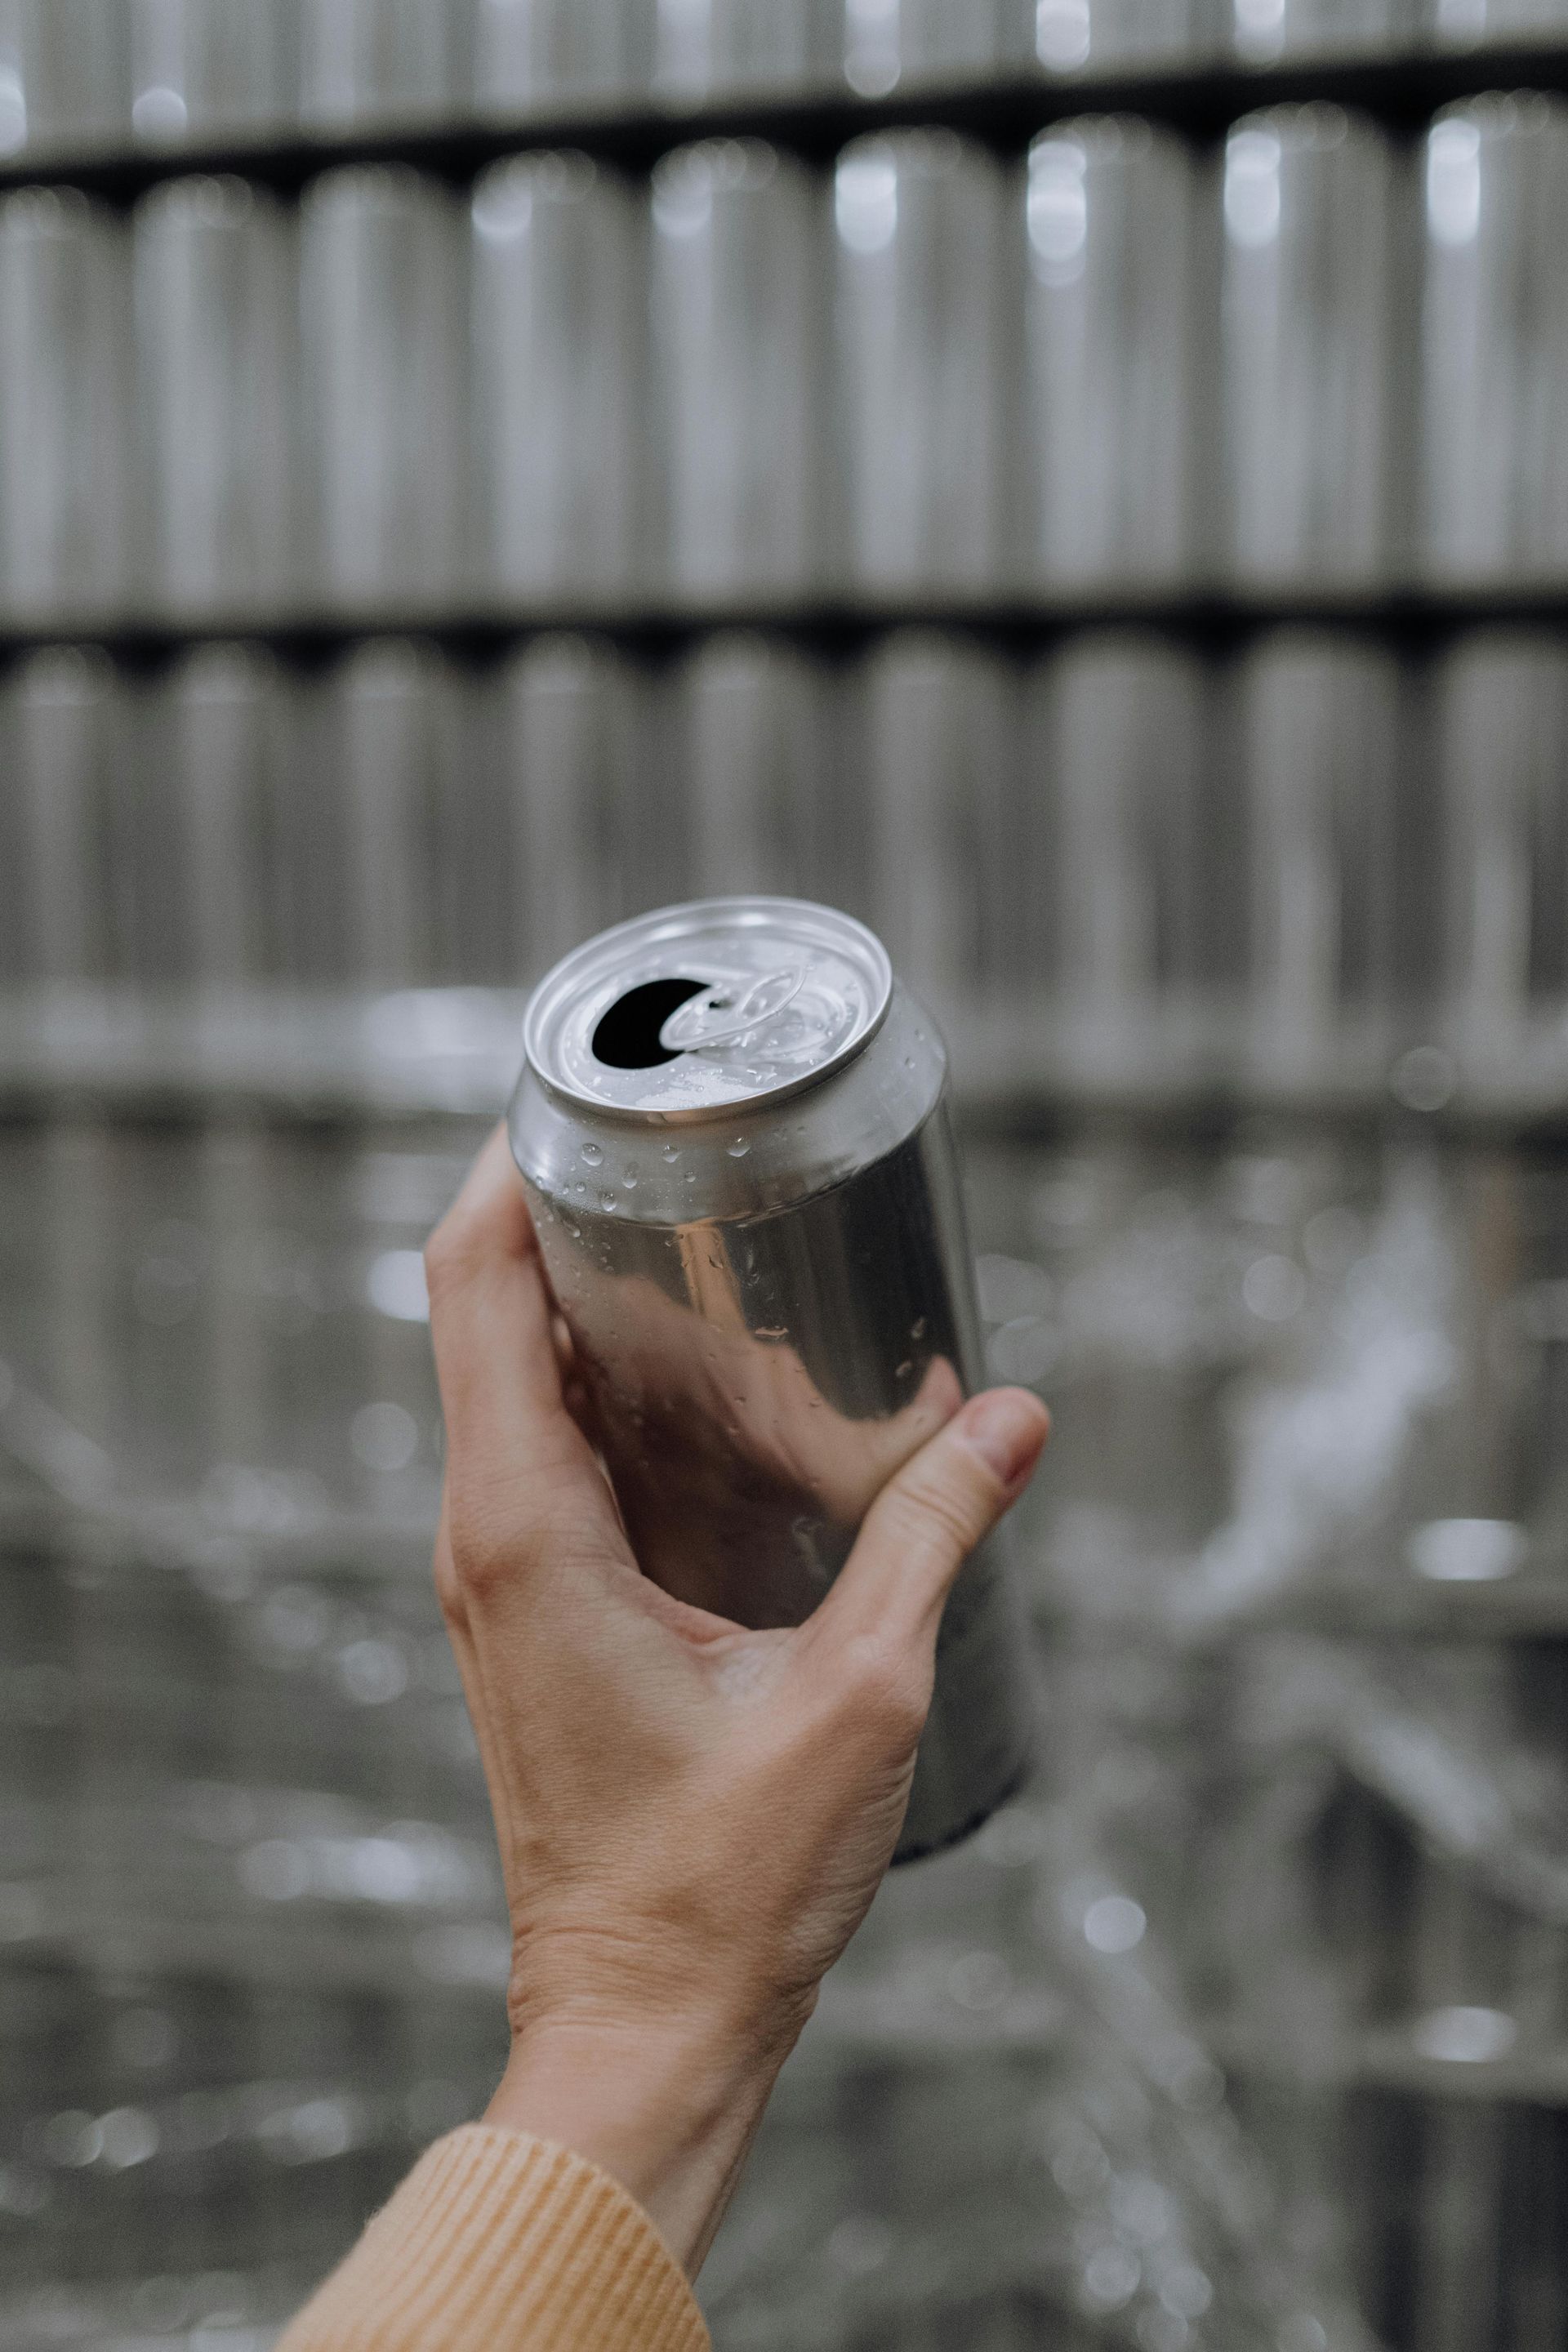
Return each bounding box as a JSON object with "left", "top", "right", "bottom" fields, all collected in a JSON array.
[{"left": 523, "top": 898, "right": 893, "bottom": 1119}]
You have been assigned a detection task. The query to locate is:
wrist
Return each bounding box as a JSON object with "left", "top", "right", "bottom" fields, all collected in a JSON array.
[{"left": 485, "top": 2001, "right": 808, "bottom": 2275}]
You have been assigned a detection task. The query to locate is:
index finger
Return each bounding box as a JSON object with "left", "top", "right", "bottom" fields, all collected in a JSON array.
[{"left": 425, "top": 1126, "right": 622, "bottom": 1522}]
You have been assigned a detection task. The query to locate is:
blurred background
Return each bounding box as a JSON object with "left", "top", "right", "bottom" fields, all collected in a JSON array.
[{"left": 2, "top": 2, "right": 1568, "bottom": 2347}]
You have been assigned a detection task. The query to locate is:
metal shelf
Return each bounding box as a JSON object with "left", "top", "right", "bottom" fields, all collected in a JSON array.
[
  {"left": 8, "top": 987, "right": 1568, "bottom": 1146},
  {"left": 2, "top": 45, "right": 1567, "bottom": 202},
  {"left": 2, "top": 585, "right": 1567, "bottom": 668}
]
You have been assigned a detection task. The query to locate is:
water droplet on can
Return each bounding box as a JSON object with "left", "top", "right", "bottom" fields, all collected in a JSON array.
[
  {"left": 581, "top": 1142, "right": 604, "bottom": 1167},
  {"left": 727, "top": 1138, "right": 750, "bottom": 1158}
]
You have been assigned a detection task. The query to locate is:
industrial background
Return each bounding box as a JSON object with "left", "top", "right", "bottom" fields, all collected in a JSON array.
[{"left": 1, "top": 2, "right": 1567, "bottom": 2347}]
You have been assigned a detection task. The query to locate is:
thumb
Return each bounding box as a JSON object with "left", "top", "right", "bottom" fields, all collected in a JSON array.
[{"left": 809, "top": 1388, "right": 1049, "bottom": 1658}]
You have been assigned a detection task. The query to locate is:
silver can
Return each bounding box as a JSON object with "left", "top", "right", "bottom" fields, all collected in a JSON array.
[
  {"left": 1221, "top": 105, "right": 1401, "bottom": 585},
  {"left": 1419, "top": 96, "right": 1568, "bottom": 583},
  {"left": 506, "top": 897, "right": 1036, "bottom": 1860},
  {"left": 1020, "top": 115, "right": 1201, "bottom": 587},
  {"left": 471, "top": 151, "right": 643, "bottom": 599}
]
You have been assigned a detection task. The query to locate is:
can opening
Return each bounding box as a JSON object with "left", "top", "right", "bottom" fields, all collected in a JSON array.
[{"left": 591, "top": 976, "right": 707, "bottom": 1070}]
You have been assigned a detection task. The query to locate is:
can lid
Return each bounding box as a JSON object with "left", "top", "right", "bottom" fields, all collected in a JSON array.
[{"left": 523, "top": 898, "right": 893, "bottom": 1118}]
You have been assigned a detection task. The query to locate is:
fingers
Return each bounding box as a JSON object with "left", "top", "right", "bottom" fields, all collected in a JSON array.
[
  {"left": 425, "top": 1125, "right": 630, "bottom": 1572},
  {"left": 809, "top": 1388, "right": 1049, "bottom": 1659}
]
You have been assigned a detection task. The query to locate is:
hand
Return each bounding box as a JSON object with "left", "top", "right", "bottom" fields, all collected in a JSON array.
[{"left": 424, "top": 1129, "right": 1049, "bottom": 2274}]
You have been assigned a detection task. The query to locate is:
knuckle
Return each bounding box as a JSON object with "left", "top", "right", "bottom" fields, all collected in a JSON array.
[
  {"left": 839, "top": 1633, "right": 931, "bottom": 1745},
  {"left": 446, "top": 1509, "right": 521, "bottom": 1603}
]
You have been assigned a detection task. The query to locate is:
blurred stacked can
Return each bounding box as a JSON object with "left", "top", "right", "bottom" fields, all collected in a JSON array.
[
  {"left": 1, "top": 0, "right": 131, "bottom": 154},
  {"left": 471, "top": 151, "right": 642, "bottom": 598},
  {"left": 835, "top": 131, "right": 1008, "bottom": 590},
  {"left": 1221, "top": 106, "right": 1403, "bottom": 583},
  {"left": 1430, "top": 0, "right": 1568, "bottom": 42},
  {"left": 473, "top": 0, "right": 650, "bottom": 114},
  {"left": 1020, "top": 118, "right": 1201, "bottom": 586},
  {"left": 653, "top": 0, "right": 841, "bottom": 98},
  {"left": 491, "top": 635, "right": 677, "bottom": 980},
  {"left": 0, "top": 650, "right": 124, "bottom": 984},
  {"left": 652, "top": 140, "right": 826, "bottom": 596},
  {"left": 300, "top": 167, "right": 468, "bottom": 604},
  {"left": 1420, "top": 96, "right": 1568, "bottom": 582},
  {"left": 1027, "top": 635, "right": 1211, "bottom": 1084},
  {"left": 299, "top": 0, "right": 470, "bottom": 127},
  {"left": 0, "top": 189, "right": 129, "bottom": 618},
  {"left": 861, "top": 632, "right": 1022, "bottom": 1040},
  {"left": 1232, "top": 635, "right": 1407, "bottom": 1088},
  {"left": 1031, "top": 0, "right": 1209, "bottom": 72},
  {"left": 134, "top": 176, "right": 296, "bottom": 613},
  {"left": 1227, "top": 0, "right": 1420, "bottom": 59},
  {"left": 1436, "top": 632, "right": 1568, "bottom": 1076},
  {"left": 840, "top": 0, "right": 1021, "bottom": 96},
  {"left": 130, "top": 0, "right": 301, "bottom": 144},
  {"left": 674, "top": 634, "right": 844, "bottom": 904}
]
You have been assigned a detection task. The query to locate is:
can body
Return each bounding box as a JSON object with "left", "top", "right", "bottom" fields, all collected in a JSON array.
[{"left": 507, "top": 898, "right": 1035, "bottom": 1860}]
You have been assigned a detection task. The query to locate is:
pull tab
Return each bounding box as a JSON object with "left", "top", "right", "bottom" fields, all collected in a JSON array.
[{"left": 658, "top": 965, "right": 806, "bottom": 1054}]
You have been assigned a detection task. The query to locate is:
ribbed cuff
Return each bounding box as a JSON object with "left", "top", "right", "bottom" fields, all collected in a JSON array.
[{"left": 276, "top": 2125, "right": 710, "bottom": 2352}]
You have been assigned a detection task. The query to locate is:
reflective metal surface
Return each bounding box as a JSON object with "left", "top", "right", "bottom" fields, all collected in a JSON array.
[{"left": 509, "top": 899, "right": 1035, "bottom": 1860}]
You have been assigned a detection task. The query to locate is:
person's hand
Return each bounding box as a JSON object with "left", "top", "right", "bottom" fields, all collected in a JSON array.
[{"left": 424, "top": 1129, "right": 1049, "bottom": 2274}]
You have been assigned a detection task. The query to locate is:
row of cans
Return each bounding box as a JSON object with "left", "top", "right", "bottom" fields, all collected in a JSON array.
[
  {"left": 2, "top": 626, "right": 1566, "bottom": 1078},
  {"left": 3, "top": 96, "right": 1567, "bottom": 613},
  {"left": 2, "top": 0, "right": 1566, "bottom": 161}
]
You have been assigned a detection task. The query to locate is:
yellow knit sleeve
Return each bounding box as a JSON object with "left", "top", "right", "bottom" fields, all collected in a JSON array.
[{"left": 275, "top": 2125, "right": 711, "bottom": 2352}]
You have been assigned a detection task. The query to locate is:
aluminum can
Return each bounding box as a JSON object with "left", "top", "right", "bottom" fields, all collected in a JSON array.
[
  {"left": 507, "top": 897, "right": 1036, "bottom": 1860},
  {"left": 319, "top": 637, "right": 465, "bottom": 988},
  {"left": 0, "top": 187, "right": 130, "bottom": 618},
  {"left": 1221, "top": 105, "right": 1401, "bottom": 584},
  {"left": 1, "top": 646, "right": 122, "bottom": 984},
  {"left": 1232, "top": 631, "right": 1405, "bottom": 1091},
  {"left": 840, "top": 0, "right": 1018, "bottom": 96},
  {"left": 653, "top": 0, "right": 840, "bottom": 99},
  {"left": 858, "top": 630, "right": 1021, "bottom": 1054},
  {"left": 300, "top": 166, "right": 468, "bottom": 605},
  {"left": 1434, "top": 630, "right": 1568, "bottom": 1076},
  {"left": 835, "top": 129, "right": 1007, "bottom": 590},
  {"left": 675, "top": 633, "right": 841, "bottom": 907},
  {"left": 492, "top": 635, "right": 679, "bottom": 984},
  {"left": 474, "top": 0, "right": 650, "bottom": 113},
  {"left": 1227, "top": 0, "right": 1419, "bottom": 58},
  {"left": 471, "top": 151, "right": 642, "bottom": 599},
  {"left": 651, "top": 138, "right": 826, "bottom": 595},
  {"left": 149, "top": 644, "right": 287, "bottom": 988},
  {"left": 7, "top": 0, "right": 130, "bottom": 155},
  {"left": 1031, "top": 0, "right": 1207, "bottom": 72},
  {"left": 1026, "top": 633, "right": 1210, "bottom": 1089},
  {"left": 1420, "top": 96, "right": 1568, "bottom": 583},
  {"left": 1020, "top": 115, "right": 1200, "bottom": 586},
  {"left": 1432, "top": 0, "right": 1568, "bottom": 40},
  {"left": 133, "top": 174, "right": 297, "bottom": 613},
  {"left": 300, "top": 0, "right": 470, "bottom": 126},
  {"left": 131, "top": 0, "right": 300, "bottom": 144}
]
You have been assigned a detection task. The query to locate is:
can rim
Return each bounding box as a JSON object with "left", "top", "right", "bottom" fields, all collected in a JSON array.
[{"left": 522, "top": 896, "right": 894, "bottom": 1123}]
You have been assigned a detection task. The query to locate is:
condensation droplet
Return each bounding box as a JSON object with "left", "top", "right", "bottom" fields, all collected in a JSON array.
[
  {"left": 911, "top": 1316, "right": 927, "bottom": 1339},
  {"left": 573, "top": 1181, "right": 587, "bottom": 1196},
  {"left": 684, "top": 1169, "right": 697, "bottom": 1184},
  {"left": 580, "top": 1143, "right": 604, "bottom": 1168},
  {"left": 661, "top": 1143, "right": 679, "bottom": 1162},
  {"left": 622, "top": 1168, "right": 638, "bottom": 1188},
  {"left": 727, "top": 1138, "right": 750, "bottom": 1158},
  {"left": 599, "top": 1192, "right": 617, "bottom": 1212}
]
